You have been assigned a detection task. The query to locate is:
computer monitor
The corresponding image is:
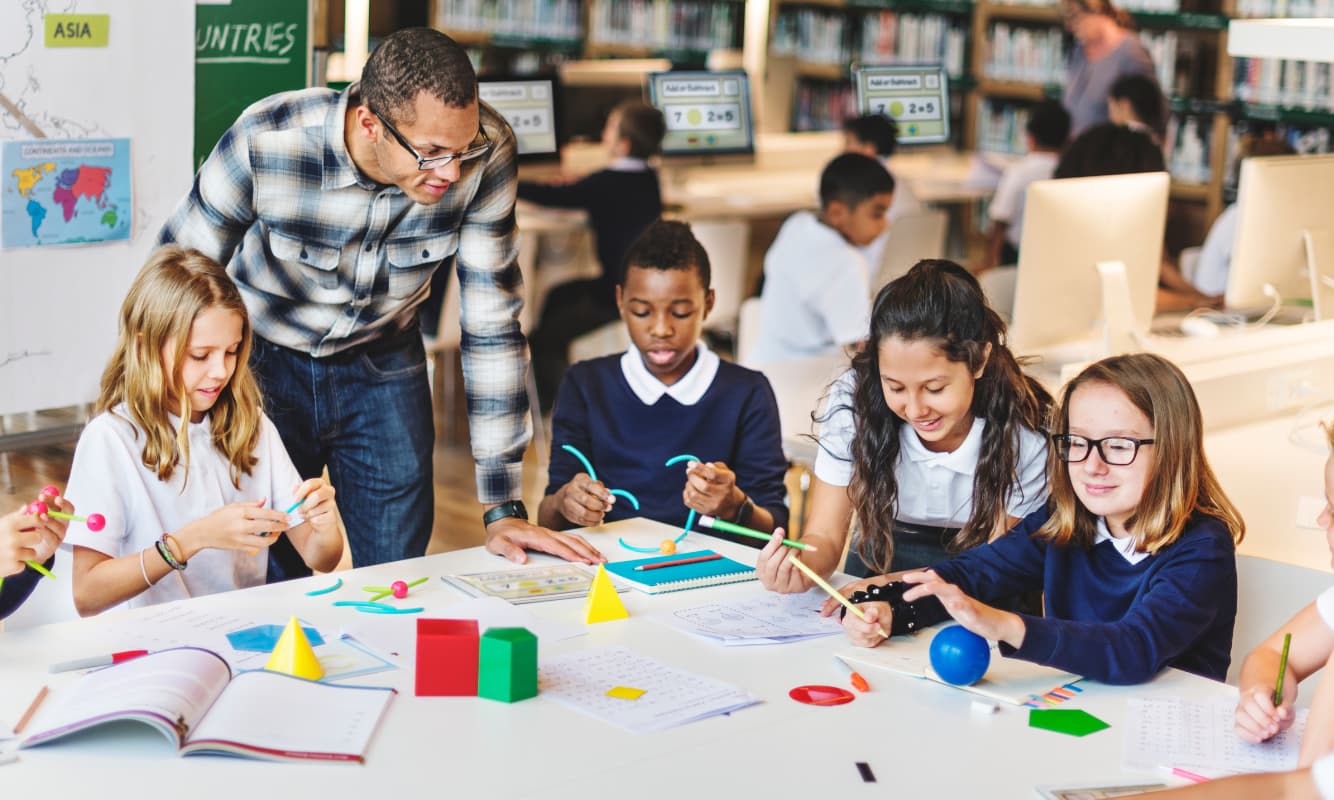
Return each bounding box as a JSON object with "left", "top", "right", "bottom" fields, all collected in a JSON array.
[
  {"left": 1009, "top": 172, "right": 1171, "bottom": 357},
  {"left": 478, "top": 75, "right": 561, "bottom": 161},
  {"left": 1227, "top": 153, "right": 1334, "bottom": 318},
  {"left": 853, "top": 64, "right": 951, "bottom": 145},
  {"left": 645, "top": 70, "right": 755, "bottom": 159}
]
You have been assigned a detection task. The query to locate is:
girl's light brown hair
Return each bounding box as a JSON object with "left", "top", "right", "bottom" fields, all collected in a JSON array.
[
  {"left": 96, "top": 246, "right": 262, "bottom": 488},
  {"left": 1039, "top": 353, "right": 1244, "bottom": 552}
]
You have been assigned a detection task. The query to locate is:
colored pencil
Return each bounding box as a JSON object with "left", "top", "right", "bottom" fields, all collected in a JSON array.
[
  {"left": 633, "top": 553, "right": 722, "bottom": 571},
  {"left": 697, "top": 515, "right": 817, "bottom": 551},
  {"left": 1275, "top": 632, "right": 1292, "bottom": 706},
  {"left": 786, "top": 553, "right": 889, "bottom": 639}
]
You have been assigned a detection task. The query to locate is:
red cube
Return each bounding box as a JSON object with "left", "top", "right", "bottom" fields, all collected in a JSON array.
[{"left": 415, "top": 619, "right": 479, "bottom": 696}]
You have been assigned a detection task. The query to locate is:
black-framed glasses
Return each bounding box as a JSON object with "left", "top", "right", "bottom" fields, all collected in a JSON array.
[
  {"left": 373, "top": 109, "right": 491, "bottom": 171},
  {"left": 1052, "top": 434, "right": 1155, "bottom": 466}
]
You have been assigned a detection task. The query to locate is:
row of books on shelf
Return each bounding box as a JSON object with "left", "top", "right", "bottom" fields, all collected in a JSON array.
[
  {"left": 772, "top": 8, "right": 849, "bottom": 66},
  {"left": 1233, "top": 58, "right": 1334, "bottom": 112},
  {"left": 858, "top": 12, "right": 968, "bottom": 78},
  {"left": 590, "top": 0, "right": 739, "bottom": 51},
  {"left": 985, "top": 0, "right": 1181, "bottom": 9},
  {"left": 434, "top": 0, "right": 583, "bottom": 40},
  {"left": 1234, "top": 0, "right": 1334, "bottom": 17},
  {"left": 792, "top": 81, "right": 855, "bottom": 132}
]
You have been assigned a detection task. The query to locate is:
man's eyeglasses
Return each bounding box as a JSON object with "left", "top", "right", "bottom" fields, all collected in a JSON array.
[
  {"left": 1052, "top": 434, "right": 1155, "bottom": 466},
  {"left": 373, "top": 109, "right": 490, "bottom": 171}
]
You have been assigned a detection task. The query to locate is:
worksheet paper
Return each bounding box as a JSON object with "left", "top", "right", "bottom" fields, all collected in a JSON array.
[
  {"left": 1123, "top": 696, "right": 1308, "bottom": 775},
  {"left": 539, "top": 647, "right": 760, "bottom": 733},
  {"left": 654, "top": 589, "right": 843, "bottom": 645}
]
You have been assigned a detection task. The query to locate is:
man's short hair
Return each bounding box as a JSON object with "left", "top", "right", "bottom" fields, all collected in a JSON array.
[
  {"left": 360, "top": 28, "right": 476, "bottom": 125},
  {"left": 819, "top": 153, "right": 896, "bottom": 210},
  {"left": 842, "top": 114, "right": 900, "bottom": 158},
  {"left": 614, "top": 102, "right": 667, "bottom": 160},
  {"left": 1026, "top": 100, "right": 1072, "bottom": 151}
]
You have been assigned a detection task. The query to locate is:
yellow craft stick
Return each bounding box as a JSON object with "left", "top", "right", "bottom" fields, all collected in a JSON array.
[{"left": 786, "top": 553, "right": 890, "bottom": 639}]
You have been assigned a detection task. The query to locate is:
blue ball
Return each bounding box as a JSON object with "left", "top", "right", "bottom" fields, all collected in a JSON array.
[{"left": 929, "top": 625, "right": 991, "bottom": 686}]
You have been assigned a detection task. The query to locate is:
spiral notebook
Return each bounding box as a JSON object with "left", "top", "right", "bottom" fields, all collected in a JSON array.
[{"left": 602, "top": 550, "right": 756, "bottom": 594}]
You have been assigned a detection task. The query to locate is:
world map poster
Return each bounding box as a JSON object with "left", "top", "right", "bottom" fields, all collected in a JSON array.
[{"left": 2, "top": 138, "right": 131, "bottom": 248}]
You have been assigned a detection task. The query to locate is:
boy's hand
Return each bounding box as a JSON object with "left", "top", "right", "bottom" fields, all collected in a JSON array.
[
  {"left": 289, "top": 478, "right": 338, "bottom": 539},
  {"left": 0, "top": 509, "right": 42, "bottom": 578},
  {"left": 1236, "top": 684, "right": 1296, "bottom": 743},
  {"left": 682, "top": 461, "right": 744, "bottom": 518},
  {"left": 485, "top": 516, "right": 605, "bottom": 565},
  {"left": 756, "top": 529, "right": 814, "bottom": 593},
  {"left": 844, "top": 601, "right": 892, "bottom": 648},
  {"left": 29, "top": 488, "right": 72, "bottom": 563},
  {"left": 556, "top": 473, "right": 614, "bottom": 529}
]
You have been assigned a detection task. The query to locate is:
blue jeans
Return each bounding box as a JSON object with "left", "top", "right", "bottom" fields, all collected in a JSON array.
[{"left": 250, "top": 325, "right": 434, "bottom": 580}]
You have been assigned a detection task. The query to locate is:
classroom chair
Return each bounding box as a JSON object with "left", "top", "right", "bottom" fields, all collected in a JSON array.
[
  {"left": 736, "top": 296, "right": 763, "bottom": 367},
  {"left": 567, "top": 320, "right": 630, "bottom": 365},
  {"left": 977, "top": 266, "right": 1018, "bottom": 324},
  {"left": 874, "top": 209, "right": 949, "bottom": 292},
  {"left": 1230, "top": 555, "right": 1330, "bottom": 694},
  {"left": 690, "top": 219, "right": 751, "bottom": 339}
]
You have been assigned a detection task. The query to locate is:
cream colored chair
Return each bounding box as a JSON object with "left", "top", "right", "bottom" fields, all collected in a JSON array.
[
  {"left": 690, "top": 219, "right": 750, "bottom": 337},
  {"left": 736, "top": 296, "right": 764, "bottom": 368},
  {"left": 873, "top": 209, "right": 949, "bottom": 292}
]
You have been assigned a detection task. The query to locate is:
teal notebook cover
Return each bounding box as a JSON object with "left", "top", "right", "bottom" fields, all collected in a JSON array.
[{"left": 603, "top": 550, "right": 756, "bottom": 594}]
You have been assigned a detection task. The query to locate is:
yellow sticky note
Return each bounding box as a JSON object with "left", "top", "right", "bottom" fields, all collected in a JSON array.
[
  {"left": 45, "top": 15, "right": 110, "bottom": 47},
  {"left": 606, "top": 686, "right": 646, "bottom": 701}
]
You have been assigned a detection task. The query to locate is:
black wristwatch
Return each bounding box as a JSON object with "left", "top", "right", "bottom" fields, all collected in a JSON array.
[
  {"left": 483, "top": 500, "right": 528, "bottom": 527},
  {"left": 732, "top": 494, "right": 755, "bottom": 527}
]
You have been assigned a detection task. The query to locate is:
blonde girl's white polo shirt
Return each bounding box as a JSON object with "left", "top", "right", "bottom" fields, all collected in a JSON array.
[{"left": 64, "top": 404, "right": 304, "bottom": 610}]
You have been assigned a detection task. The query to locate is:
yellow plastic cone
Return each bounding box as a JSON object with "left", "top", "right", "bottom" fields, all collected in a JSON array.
[
  {"left": 584, "top": 564, "right": 629, "bottom": 624},
  {"left": 265, "top": 616, "right": 324, "bottom": 680}
]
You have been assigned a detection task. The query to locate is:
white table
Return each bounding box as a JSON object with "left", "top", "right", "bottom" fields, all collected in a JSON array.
[{"left": 0, "top": 519, "right": 1234, "bottom": 799}]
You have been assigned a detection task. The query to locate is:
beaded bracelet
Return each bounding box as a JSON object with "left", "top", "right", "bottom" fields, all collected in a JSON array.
[
  {"left": 162, "top": 533, "right": 188, "bottom": 568},
  {"left": 155, "top": 536, "right": 186, "bottom": 571}
]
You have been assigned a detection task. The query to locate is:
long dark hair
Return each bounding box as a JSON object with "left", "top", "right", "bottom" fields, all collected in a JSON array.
[{"left": 842, "top": 260, "right": 1051, "bottom": 572}]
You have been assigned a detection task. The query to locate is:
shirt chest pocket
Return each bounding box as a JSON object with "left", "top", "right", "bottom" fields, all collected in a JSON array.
[
  {"left": 386, "top": 233, "right": 456, "bottom": 299},
  {"left": 267, "top": 230, "right": 341, "bottom": 291}
]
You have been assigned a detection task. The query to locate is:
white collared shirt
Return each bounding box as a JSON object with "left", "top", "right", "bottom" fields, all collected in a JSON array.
[
  {"left": 619, "top": 342, "right": 720, "bottom": 406},
  {"left": 1315, "top": 585, "right": 1334, "bottom": 631},
  {"left": 64, "top": 404, "right": 304, "bottom": 610},
  {"left": 1316, "top": 752, "right": 1334, "bottom": 799},
  {"left": 813, "top": 370, "right": 1048, "bottom": 526},
  {"left": 608, "top": 156, "right": 650, "bottom": 173},
  {"left": 1093, "top": 517, "right": 1152, "bottom": 565}
]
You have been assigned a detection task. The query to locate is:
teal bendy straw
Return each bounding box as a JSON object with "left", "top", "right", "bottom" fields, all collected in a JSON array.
[{"left": 698, "top": 516, "right": 817, "bottom": 551}]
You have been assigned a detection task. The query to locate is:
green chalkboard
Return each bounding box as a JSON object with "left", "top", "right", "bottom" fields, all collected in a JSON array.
[{"left": 194, "top": 0, "right": 311, "bottom": 170}]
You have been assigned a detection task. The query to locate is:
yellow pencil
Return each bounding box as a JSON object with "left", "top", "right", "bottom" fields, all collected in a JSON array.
[{"left": 786, "top": 553, "right": 890, "bottom": 639}]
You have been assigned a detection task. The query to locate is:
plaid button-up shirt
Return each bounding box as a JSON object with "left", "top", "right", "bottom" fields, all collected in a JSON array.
[{"left": 159, "top": 85, "right": 528, "bottom": 503}]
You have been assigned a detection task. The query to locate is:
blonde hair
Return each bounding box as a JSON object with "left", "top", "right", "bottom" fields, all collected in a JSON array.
[
  {"left": 96, "top": 246, "right": 262, "bottom": 487},
  {"left": 1039, "top": 353, "right": 1244, "bottom": 553}
]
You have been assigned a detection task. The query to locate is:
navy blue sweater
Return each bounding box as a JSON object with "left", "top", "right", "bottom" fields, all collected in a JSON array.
[
  {"left": 0, "top": 557, "right": 52, "bottom": 620},
  {"left": 930, "top": 508, "right": 1237, "bottom": 684},
  {"left": 547, "top": 354, "right": 790, "bottom": 544},
  {"left": 518, "top": 168, "right": 662, "bottom": 298}
]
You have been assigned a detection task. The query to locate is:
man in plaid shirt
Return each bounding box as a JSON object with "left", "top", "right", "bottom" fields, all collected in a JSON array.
[{"left": 159, "top": 28, "right": 602, "bottom": 577}]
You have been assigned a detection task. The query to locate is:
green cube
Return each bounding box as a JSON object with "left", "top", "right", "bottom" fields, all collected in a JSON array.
[{"left": 477, "top": 627, "right": 538, "bottom": 703}]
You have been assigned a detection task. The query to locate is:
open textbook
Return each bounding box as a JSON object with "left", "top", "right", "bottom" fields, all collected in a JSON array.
[
  {"left": 839, "top": 627, "right": 1082, "bottom": 706},
  {"left": 20, "top": 647, "right": 394, "bottom": 763}
]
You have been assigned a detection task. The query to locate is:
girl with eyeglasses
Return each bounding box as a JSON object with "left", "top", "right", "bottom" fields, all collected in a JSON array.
[{"left": 836, "top": 352, "right": 1245, "bottom": 684}]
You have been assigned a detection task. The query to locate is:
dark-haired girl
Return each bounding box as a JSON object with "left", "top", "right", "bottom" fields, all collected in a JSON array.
[{"left": 756, "top": 259, "right": 1050, "bottom": 590}]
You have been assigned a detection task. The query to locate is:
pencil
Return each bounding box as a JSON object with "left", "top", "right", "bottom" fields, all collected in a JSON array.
[
  {"left": 13, "top": 685, "right": 48, "bottom": 735},
  {"left": 697, "top": 516, "right": 817, "bottom": 551},
  {"left": 1275, "top": 632, "right": 1292, "bottom": 706},
  {"left": 634, "top": 553, "right": 722, "bottom": 571},
  {"left": 786, "top": 553, "right": 890, "bottom": 639}
]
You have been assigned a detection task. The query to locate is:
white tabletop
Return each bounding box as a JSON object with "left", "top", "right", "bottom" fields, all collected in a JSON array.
[{"left": 0, "top": 518, "right": 1234, "bottom": 798}]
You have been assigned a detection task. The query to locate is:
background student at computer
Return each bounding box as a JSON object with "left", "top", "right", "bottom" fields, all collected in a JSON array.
[
  {"left": 520, "top": 101, "right": 667, "bottom": 412},
  {"left": 748, "top": 153, "right": 893, "bottom": 365}
]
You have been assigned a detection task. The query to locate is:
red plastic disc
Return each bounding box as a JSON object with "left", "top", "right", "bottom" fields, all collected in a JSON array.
[{"left": 788, "top": 684, "right": 856, "bottom": 706}]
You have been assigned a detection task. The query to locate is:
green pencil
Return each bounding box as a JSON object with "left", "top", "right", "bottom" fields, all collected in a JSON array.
[
  {"left": 1275, "top": 632, "right": 1293, "bottom": 706},
  {"left": 697, "top": 515, "right": 817, "bottom": 551}
]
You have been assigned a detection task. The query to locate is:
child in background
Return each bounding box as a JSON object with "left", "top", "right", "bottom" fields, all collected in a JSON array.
[
  {"left": 1108, "top": 73, "right": 1168, "bottom": 147},
  {"left": 522, "top": 101, "right": 666, "bottom": 411},
  {"left": 1054, "top": 123, "right": 1217, "bottom": 312},
  {"left": 66, "top": 246, "right": 344, "bottom": 616},
  {"left": 839, "top": 353, "right": 1243, "bottom": 685},
  {"left": 0, "top": 490, "right": 73, "bottom": 620},
  {"left": 1234, "top": 420, "right": 1334, "bottom": 762},
  {"left": 1192, "top": 134, "right": 1296, "bottom": 298},
  {"left": 755, "top": 260, "right": 1049, "bottom": 590},
  {"left": 749, "top": 153, "right": 894, "bottom": 364},
  {"left": 842, "top": 114, "right": 924, "bottom": 279},
  {"left": 540, "top": 221, "right": 788, "bottom": 545},
  {"left": 974, "top": 100, "right": 1071, "bottom": 273}
]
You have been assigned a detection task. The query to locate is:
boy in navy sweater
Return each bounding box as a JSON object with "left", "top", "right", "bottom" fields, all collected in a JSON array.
[
  {"left": 1, "top": 489, "right": 72, "bottom": 620},
  {"left": 837, "top": 353, "right": 1243, "bottom": 685},
  {"left": 523, "top": 101, "right": 666, "bottom": 411},
  {"left": 540, "top": 221, "right": 789, "bottom": 546}
]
